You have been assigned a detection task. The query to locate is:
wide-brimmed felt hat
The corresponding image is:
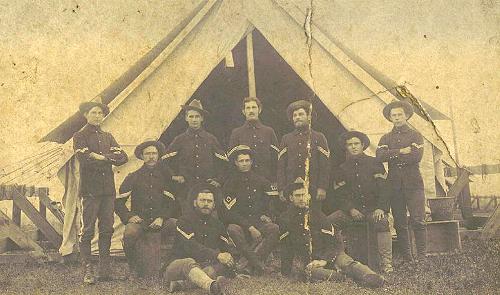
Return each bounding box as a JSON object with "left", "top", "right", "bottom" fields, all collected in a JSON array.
[
  {"left": 134, "top": 140, "right": 166, "bottom": 160},
  {"left": 286, "top": 100, "right": 312, "bottom": 122},
  {"left": 339, "top": 130, "right": 370, "bottom": 151},
  {"left": 181, "top": 99, "right": 209, "bottom": 116},
  {"left": 227, "top": 145, "right": 254, "bottom": 163},
  {"left": 382, "top": 100, "right": 414, "bottom": 121},
  {"left": 79, "top": 101, "right": 110, "bottom": 116},
  {"left": 284, "top": 177, "right": 310, "bottom": 198}
]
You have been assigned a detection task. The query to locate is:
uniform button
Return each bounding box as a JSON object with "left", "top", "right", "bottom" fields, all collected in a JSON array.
[
  {"left": 253, "top": 135, "right": 257, "bottom": 138},
  {"left": 248, "top": 196, "right": 251, "bottom": 199},
  {"left": 247, "top": 187, "right": 250, "bottom": 190},
  {"left": 196, "top": 165, "right": 199, "bottom": 168},
  {"left": 195, "top": 155, "right": 199, "bottom": 158},
  {"left": 358, "top": 185, "right": 361, "bottom": 188},
  {"left": 253, "top": 144, "right": 257, "bottom": 147},
  {"left": 102, "top": 173, "right": 105, "bottom": 176},
  {"left": 299, "top": 142, "right": 302, "bottom": 145},
  {"left": 298, "top": 153, "right": 302, "bottom": 157},
  {"left": 196, "top": 176, "right": 200, "bottom": 179},
  {"left": 355, "top": 163, "right": 358, "bottom": 165},
  {"left": 255, "top": 164, "right": 259, "bottom": 168},
  {"left": 253, "top": 189, "right": 257, "bottom": 192},
  {"left": 299, "top": 223, "right": 303, "bottom": 226},
  {"left": 196, "top": 144, "right": 199, "bottom": 148},
  {"left": 299, "top": 165, "right": 302, "bottom": 168}
]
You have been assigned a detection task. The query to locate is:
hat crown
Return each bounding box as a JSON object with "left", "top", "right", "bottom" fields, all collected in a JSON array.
[{"left": 188, "top": 99, "right": 204, "bottom": 111}]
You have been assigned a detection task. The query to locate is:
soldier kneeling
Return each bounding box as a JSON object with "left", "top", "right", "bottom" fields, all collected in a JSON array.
[{"left": 278, "top": 178, "right": 385, "bottom": 288}]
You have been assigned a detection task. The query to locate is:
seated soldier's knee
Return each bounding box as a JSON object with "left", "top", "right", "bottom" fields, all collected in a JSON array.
[
  {"left": 227, "top": 224, "right": 243, "bottom": 235},
  {"left": 123, "top": 224, "right": 143, "bottom": 243},
  {"left": 371, "top": 217, "right": 390, "bottom": 232}
]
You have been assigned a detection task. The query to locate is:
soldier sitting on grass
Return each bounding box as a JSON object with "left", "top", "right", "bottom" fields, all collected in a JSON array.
[
  {"left": 278, "top": 178, "right": 385, "bottom": 288},
  {"left": 163, "top": 183, "right": 235, "bottom": 295}
]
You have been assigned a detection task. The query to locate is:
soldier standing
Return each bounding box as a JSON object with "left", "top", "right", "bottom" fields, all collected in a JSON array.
[
  {"left": 220, "top": 145, "right": 279, "bottom": 275},
  {"left": 228, "top": 96, "right": 279, "bottom": 183},
  {"left": 376, "top": 100, "right": 427, "bottom": 262},
  {"left": 164, "top": 183, "right": 235, "bottom": 295},
  {"left": 162, "top": 99, "right": 228, "bottom": 213},
  {"left": 278, "top": 178, "right": 385, "bottom": 288},
  {"left": 73, "top": 101, "right": 128, "bottom": 284},
  {"left": 277, "top": 100, "right": 330, "bottom": 213},
  {"left": 331, "top": 131, "right": 393, "bottom": 273},
  {"left": 115, "top": 140, "right": 178, "bottom": 280}
]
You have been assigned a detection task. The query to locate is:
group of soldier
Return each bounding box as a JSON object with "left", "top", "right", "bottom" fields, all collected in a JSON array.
[{"left": 73, "top": 95, "right": 427, "bottom": 294}]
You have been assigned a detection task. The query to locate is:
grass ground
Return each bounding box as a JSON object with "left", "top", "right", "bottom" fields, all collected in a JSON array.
[{"left": 0, "top": 239, "right": 498, "bottom": 295}]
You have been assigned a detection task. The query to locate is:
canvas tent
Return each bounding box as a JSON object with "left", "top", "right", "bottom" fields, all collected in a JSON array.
[{"left": 3, "top": 0, "right": 455, "bottom": 255}]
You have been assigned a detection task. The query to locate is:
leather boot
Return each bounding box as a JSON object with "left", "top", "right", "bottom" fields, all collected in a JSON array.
[
  {"left": 97, "top": 255, "right": 113, "bottom": 281},
  {"left": 83, "top": 263, "right": 96, "bottom": 285},
  {"left": 377, "top": 231, "right": 393, "bottom": 273},
  {"left": 414, "top": 228, "right": 427, "bottom": 261},
  {"left": 396, "top": 228, "right": 413, "bottom": 262},
  {"left": 345, "top": 262, "right": 385, "bottom": 288}
]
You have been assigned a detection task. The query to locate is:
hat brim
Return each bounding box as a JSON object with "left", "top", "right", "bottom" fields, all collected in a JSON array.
[
  {"left": 134, "top": 141, "right": 166, "bottom": 160},
  {"left": 383, "top": 101, "right": 414, "bottom": 121},
  {"left": 228, "top": 149, "right": 254, "bottom": 163},
  {"left": 79, "top": 102, "right": 110, "bottom": 116},
  {"left": 181, "top": 105, "right": 209, "bottom": 116},
  {"left": 339, "top": 131, "right": 371, "bottom": 151}
]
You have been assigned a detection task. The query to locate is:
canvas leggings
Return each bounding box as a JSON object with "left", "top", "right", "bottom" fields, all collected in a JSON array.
[
  {"left": 307, "top": 252, "right": 377, "bottom": 284},
  {"left": 164, "top": 258, "right": 229, "bottom": 291},
  {"left": 79, "top": 195, "right": 115, "bottom": 263}
]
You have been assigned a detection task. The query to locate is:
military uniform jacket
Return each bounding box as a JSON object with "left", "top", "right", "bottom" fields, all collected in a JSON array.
[
  {"left": 229, "top": 121, "right": 279, "bottom": 182},
  {"left": 116, "top": 164, "right": 176, "bottom": 224},
  {"left": 376, "top": 125, "right": 424, "bottom": 190},
  {"left": 220, "top": 171, "right": 279, "bottom": 229},
  {"left": 277, "top": 128, "right": 330, "bottom": 191},
  {"left": 73, "top": 124, "right": 128, "bottom": 197},
  {"left": 171, "top": 211, "right": 233, "bottom": 265},
  {"left": 333, "top": 154, "right": 390, "bottom": 213},
  {"left": 163, "top": 128, "right": 228, "bottom": 185},
  {"left": 278, "top": 207, "right": 344, "bottom": 275}
]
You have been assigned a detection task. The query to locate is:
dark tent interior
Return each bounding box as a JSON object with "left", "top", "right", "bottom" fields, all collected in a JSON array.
[{"left": 159, "top": 30, "right": 348, "bottom": 167}]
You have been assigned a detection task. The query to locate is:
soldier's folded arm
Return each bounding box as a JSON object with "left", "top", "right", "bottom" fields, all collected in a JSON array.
[
  {"left": 73, "top": 132, "right": 103, "bottom": 165},
  {"left": 103, "top": 135, "right": 128, "bottom": 166},
  {"left": 399, "top": 132, "right": 424, "bottom": 164},
  {"left": 376, "top": 135, "right": 400, "bottom": 162}
]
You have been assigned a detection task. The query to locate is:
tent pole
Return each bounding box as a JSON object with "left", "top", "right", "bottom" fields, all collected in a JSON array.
[
  {"left": 246, "top": 32, "right": 256, "bottom": 97},
  {"left": 449, "top": 103, "right": 460, "bottom": 165}
]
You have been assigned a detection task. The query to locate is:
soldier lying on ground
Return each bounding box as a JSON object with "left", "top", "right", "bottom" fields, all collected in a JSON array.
[
  {"left": 163, "top": 183, "right": 235, "bottom": 295},
  {"left": 278, "top": 178, "right": 385, "bottom": 288}
]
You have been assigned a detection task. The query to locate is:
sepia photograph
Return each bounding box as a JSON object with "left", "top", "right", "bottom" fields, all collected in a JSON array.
[{"left": 0, "top": 1, "right": 499, "bottom": 294}]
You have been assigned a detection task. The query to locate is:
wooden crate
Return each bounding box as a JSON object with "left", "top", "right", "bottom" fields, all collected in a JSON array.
[{"left": 426, "top": 220, "right": 461, "bottom": 255}]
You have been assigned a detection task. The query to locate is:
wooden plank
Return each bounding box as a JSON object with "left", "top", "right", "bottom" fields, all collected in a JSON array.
[
  {"left": 0, "top": 210, "right": 44, "bottom": 256},
  {"left": 38, "top": 198, "right": 46, "bottom": 241},
  {"left": 481, "top": 205, "right": 500, "bottom": 240},
  {"left": 12, "top": 203, "right": 21, "bottom": 226},
  {"left": 37, "top": 188, "right": 65, "bottom": 224},
  {"left": 0, "top": 253, "right": 31, "bottom": 264},
  {"left": 11, "top": 186, "right": 62, "bottom": 248}
]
